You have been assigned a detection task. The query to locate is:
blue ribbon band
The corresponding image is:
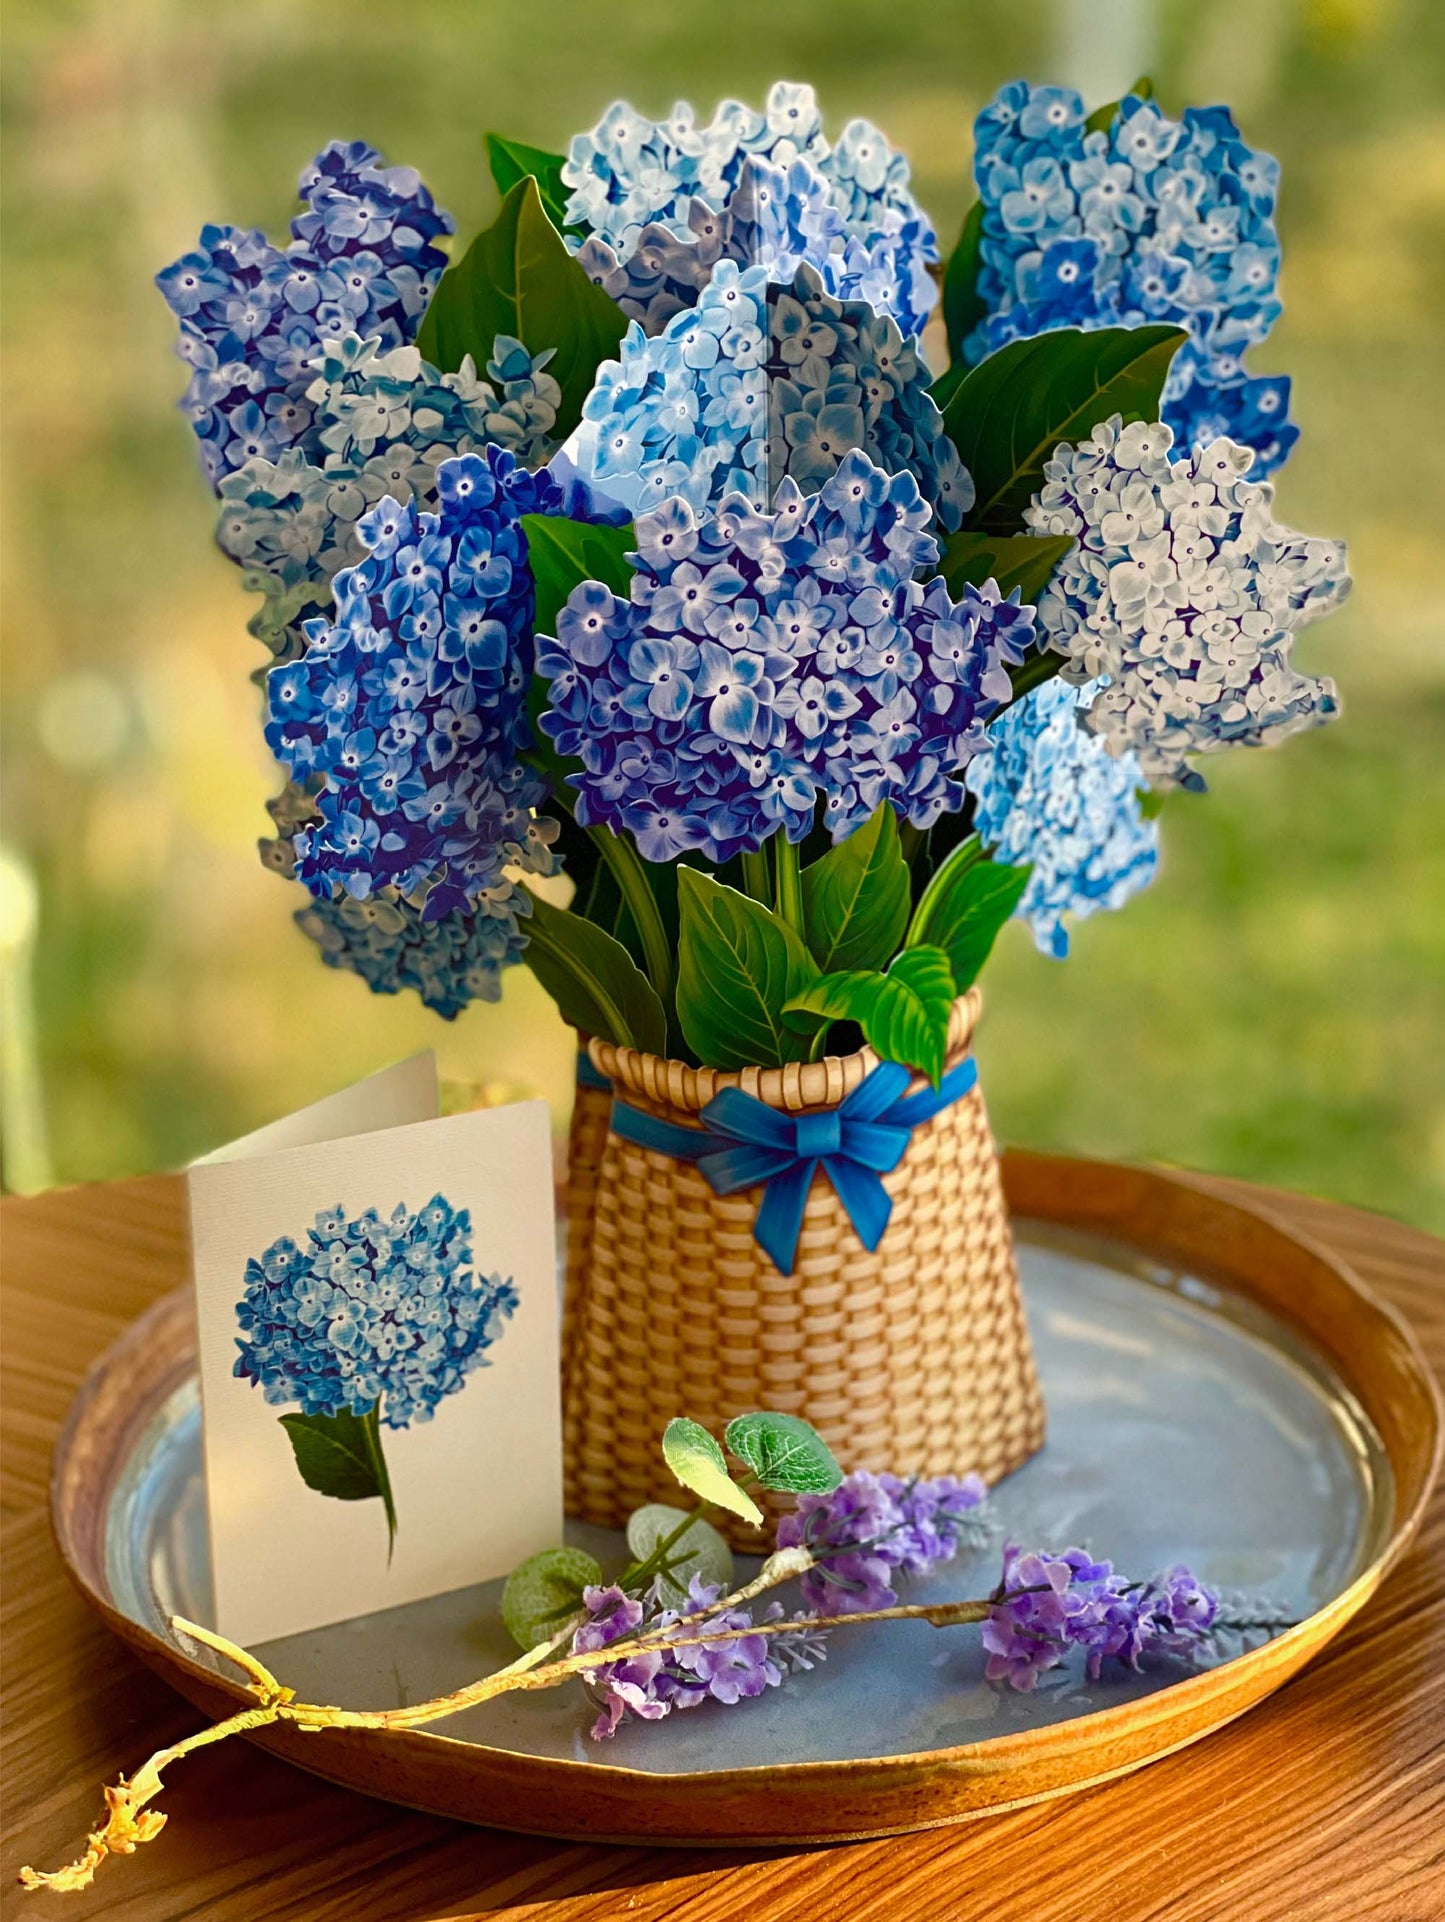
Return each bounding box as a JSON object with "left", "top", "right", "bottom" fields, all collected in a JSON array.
[
  {"left": 575, "top": 1051, "right": 613, "bottom": 1093},
  {"left": 610, "top": 1055, "right": 979, "bottom": 1277}
]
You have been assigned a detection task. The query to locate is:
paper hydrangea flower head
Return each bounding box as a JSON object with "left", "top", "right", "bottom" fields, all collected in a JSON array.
[
  {"left": 965, "top": 675, "right": 1160, "bottom": 957},
  {"left": 264, "top": 445, "right": 562, "bottom": 923},
  {"left": 536, "top": 448, "right": 1030, "bottom": 860},
  {"left": 156, "top": 142, "right": 454, "bottom": 487},
  {"left": 1024, "top": 416, "right": 1350, "bottom": 788},
  {"left": 563, "top": 80, "right": 938, "bottom": 340},
  {"left": 235, "top": 1196, "right": 517, "bottom": 1429},
  {"left": 566, "top": 262, "right": 970, "bottom": 527},
  {"left": 966, "top": 84, "right": 1297, "bottom": 475}
]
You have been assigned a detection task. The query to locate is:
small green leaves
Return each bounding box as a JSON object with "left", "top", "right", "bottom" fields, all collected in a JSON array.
[
  {"left": 800, "top": 803, "right": 912, "bottom": 976},
  {"left": 520, "top": 886, "right": 668, "bottom": 1054},
  {"left": 940, "top": 325, "right": 1187, "bottom": 534},
  {"left": 786, "top": 944, "right": 957, "bottom": 1086},
  {"left": 415, "top": 177, "right": 626, "bottom": 441},
  {"left": 1084, "top": 75, "right": 1155, "bottom": 136},
  {"left": 661, "top": 1417, "right": 764, "bottom": 1525},
  {"left": 484, "top": 132, "right": 577, "bottom": 236},
  {"left": 278, "top": 1404, "right": 396, "bottom": 1556},
  {"left": 501, "top": 1545, "right": 603, "bottom": 1649},
  {"left": 625, "top": 1504, "right": 735, "bottom": 1597},
  {"left": 936, "top": 530, "right": 1075, "bottom": 608},
  {"left": 724, "top": 1412, "right": 842, "bottom": 1496},
  {"left": 676, "top": 868, "right": 817, "bottom": 1071},
  {"left": 521, "top": 515, "right": 634, "bottom": 640},
  {"left": 939, "top": 200, "right": 985, "bottom": 377},
  {"left": 907, "top": 838, "right": 1031, "bottom": 993}
]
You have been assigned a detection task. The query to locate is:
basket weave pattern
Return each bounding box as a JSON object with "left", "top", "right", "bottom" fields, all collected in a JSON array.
[
  {"left": 560, "top": 1054, "right": 613, "bottom": 1472},
  {"left": 561, "top": 990, "right": 1046, "bottom": 1538}
]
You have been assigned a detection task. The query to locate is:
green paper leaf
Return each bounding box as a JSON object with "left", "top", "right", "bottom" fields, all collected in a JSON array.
[
  {"left": 1084, "top": 75, "right": 1155, "bottom": 136},
  {"left": 676, "top": 867, "right": 818, "bottom": 1071},
  {"left": 625, "top": 1503, "right": 735, "bottom": 1597},
  {"left": 940, "top": 200, "right": 985, "bottom": 371},
  {"left": 521, "top": 514, "right": 635, "bottom": 640},
  {"left": 800, "top": 802, "right": 911, "bottom": 976},
  {"left": 937, "top": 530, "right": 1075, "bottom": 608},
  {"left": 724, "top": 1411, "right": 842, "bottom": 1496},
  {"left": 484, "top": 132, "right": 578, "bottom": 236},
  {"left": 908, "top": 842, "right": 1032, "bottom": 993},
  {"left": 520, "top": 886, "right": 668, "bottom": 1054},
  {"left": 278, "top": 1403, "right": 396, "bottom": 1554},
  {"left": 501, "top": 1545, "right": 603, "bottom": 1650},
  {"left": 661, "top": 1417, "right": 764, "bottom": 1526},
  {"left": 940, "top": 325, "right": 1187, "bottom": 534},
  {"left": 785, "top": 944, "right": 957, "bottom": 1086},
  {"left": 415, "top": 177, "right": 627, "bottom": 441}
]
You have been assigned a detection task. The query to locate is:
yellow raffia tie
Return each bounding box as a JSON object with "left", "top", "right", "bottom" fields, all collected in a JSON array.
[{"left": 19, "top": 1548, "right": 990, "bottom": 1894}]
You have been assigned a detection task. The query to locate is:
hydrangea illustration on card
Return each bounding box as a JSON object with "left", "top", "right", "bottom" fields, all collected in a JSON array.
[{"left": 234, "top": 1193, "right": 518, "bottom": 1552}]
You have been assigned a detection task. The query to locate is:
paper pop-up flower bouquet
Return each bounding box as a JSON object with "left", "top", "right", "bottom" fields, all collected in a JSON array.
[{"left": 18, "top": 73, "right": 1379, "bottom": 1895}]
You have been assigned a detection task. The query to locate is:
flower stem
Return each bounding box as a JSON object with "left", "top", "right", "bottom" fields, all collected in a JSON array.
[
  {"left": 591, "top": 827, "right": 673, "bottom": 1008},
  {"left": 362, "top": 1403, "right": 397, "bottom": 1562},
  {"left": 772, "top": 835, "right": 805, "bottom": 942},
  {"left": 739, "top": 848, "right": 772, "bottom": 909}
]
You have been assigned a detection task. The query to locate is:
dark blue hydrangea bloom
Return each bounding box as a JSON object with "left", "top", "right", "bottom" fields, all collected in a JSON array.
[
  {"left": 569, "top": 263, "right": 970, "bottom": 528},
  {"left": 264, "top": 446, "right": 562, "bottom": 922},
  {"left": 537, "top": 449, "right": 1028, "bottom": 859},
  {"left": 156, "top": 141, "right": 453, "bottom": 488},
  {"left": 292, "top": 888, "right": 533, "bottom": 1019},
  {"left": 563, "top": 81, "right": 938, "bottom": 341},
  {"left": 965, "top": 85, "right": 1298, "bottom": 476},
  {"left": 965, "top": 675, "right": 1159, "bottom": 958},
  {"left": 234, "top": 1196, "right": 517, "bottom": 1428}
]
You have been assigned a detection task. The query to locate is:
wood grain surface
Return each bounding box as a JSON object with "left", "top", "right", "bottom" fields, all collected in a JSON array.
[{"left": 3, "top": 1168, "right": 1443, "bottom": 1922}]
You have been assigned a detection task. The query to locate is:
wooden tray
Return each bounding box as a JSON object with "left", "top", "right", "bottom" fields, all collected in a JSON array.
[{"left": 50, "top": 1155, "right": 1441, "bottom": 1846}]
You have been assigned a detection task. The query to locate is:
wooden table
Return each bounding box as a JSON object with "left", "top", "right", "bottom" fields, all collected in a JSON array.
[{"left": 3, "top": 1169, "right": 1443, "bottom": 1922}]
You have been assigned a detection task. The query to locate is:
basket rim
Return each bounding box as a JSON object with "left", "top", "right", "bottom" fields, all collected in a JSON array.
[{"left": 588, "top": 986, "right": 981, "bottom": 1115}]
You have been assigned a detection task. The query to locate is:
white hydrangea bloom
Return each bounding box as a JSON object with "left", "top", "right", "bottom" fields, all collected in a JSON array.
[{"left": 1024, "top": 415, "right": 1350, "bottom": 788}]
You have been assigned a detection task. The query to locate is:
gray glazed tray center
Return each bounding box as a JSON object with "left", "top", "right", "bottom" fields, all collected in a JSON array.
[{"left": 106, "top": 1222, "right": 1391, "bottom": 1772}]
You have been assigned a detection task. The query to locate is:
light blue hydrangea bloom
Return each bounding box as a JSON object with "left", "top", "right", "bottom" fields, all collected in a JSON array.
[
  {"left": 216, "top": 331, "right": 562, "bottom": 665},
  {"left": 563, "top": 81, "right": 938, "bottom": 340},
  {"left": 1023, "top": 415, "right": 1350, "bottom": 788},
  {"left": 965, "top": 675, "right": 1160, "bottom": 958},
  {"left": 536, "top": 450, "right": 1030, "bottom": 859},
  {"left": 265, "top": 447, "right": 562, "bottom": 922},
  {"left": 235, "top": 1195, "right": 517, "bottom": 1427},
  {"left": 293, "top": 886, "right": 535, "bottom": 1019},
  {"left": 568, "top": 263, "right": 969, "bottom": 527},
  {"left": 157, "top": 141, "right": 454, "bottom": 487},
  {"left": 966, "top": 85, "right": 1298, "bottom": 475}
]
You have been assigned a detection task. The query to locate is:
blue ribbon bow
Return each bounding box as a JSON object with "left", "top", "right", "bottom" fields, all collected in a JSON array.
[{"left": 610, "top": 1055, "right": 979, "bottom": 1277}]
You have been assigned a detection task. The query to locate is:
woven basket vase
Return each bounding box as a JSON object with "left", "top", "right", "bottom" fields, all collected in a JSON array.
[
  {"left": 561, "top": 1046, "right": 613, "bottom": 1459},
  {"left": 561, "top": 989, "right": 1046, "bottom": 1541}
]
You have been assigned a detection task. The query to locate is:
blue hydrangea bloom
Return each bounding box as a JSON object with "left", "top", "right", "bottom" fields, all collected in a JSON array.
[
  {"left": 569, "top": 263, "right": 970, "bottom": 527},
  {"left": 235, "top": 1195, "right": 517, "bottom": 1428},
  {"left": 965, "top": 85, "right": 1298, "bottom": 475},
  {"left": 563, "top": 81, "right": 938, "bottom": 340},
  {"left": 264, "top": 446, "right": 563, "bottom": 920},
  {"left": 536, "top": 449, "right": 1029, "bottom": 858},
  {"left": 216, "top": 331, "right": 562, "bottom": 665},
  {"left": 1024, "top": 415, "right": 1350, "bottom": 788},
  {"left": 965, "top": 676, "right": 1159, "bottom": 958},
  {"left": 292, "top": 886, "right": 535, "bottom": 1019},
  {"left": 157, "top": 141, "right": 454, "bottom": 487}
]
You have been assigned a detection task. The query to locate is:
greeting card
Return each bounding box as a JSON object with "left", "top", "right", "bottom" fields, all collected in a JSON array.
[{"left": 187, "top": 1057, "right": 562, "bottom": 1646}]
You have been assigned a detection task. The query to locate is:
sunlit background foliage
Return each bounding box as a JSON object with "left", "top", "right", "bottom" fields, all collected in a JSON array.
[{"left": 2, "top": 0, "right": 1441, "bottom": 1227}]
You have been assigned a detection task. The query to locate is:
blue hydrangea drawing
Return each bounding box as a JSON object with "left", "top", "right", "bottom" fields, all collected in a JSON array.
[
  {"left": 236, "top": 1194, "right": 518, "bottom": 1550},
  {"left": 536, "top": 449, "right": 1029, "bottom": 859},
  {"left": 966, "top": 85, "right": 1299, "bottom": 475},
  {"left": 965, "top": 675, "right": 1160, "bottom": 958},
  {"left": 568, "top": 262, "right": 970, "bottom": 526},
  {"left": 156, "top": 141, "right": 454, "bottom": 487},
  {"left": 562, "top": 80, "right": 938, "bottom": 340}
]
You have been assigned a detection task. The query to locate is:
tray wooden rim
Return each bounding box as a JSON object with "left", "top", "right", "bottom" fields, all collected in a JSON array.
[{"left": 49, "top": 1154, "right": 1443, "bottom": 1846}]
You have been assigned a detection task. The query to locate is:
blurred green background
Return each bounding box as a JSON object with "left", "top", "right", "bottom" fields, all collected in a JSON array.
[{"left": 2, "top": 0, "right": 1441, "bottom": 1227}]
